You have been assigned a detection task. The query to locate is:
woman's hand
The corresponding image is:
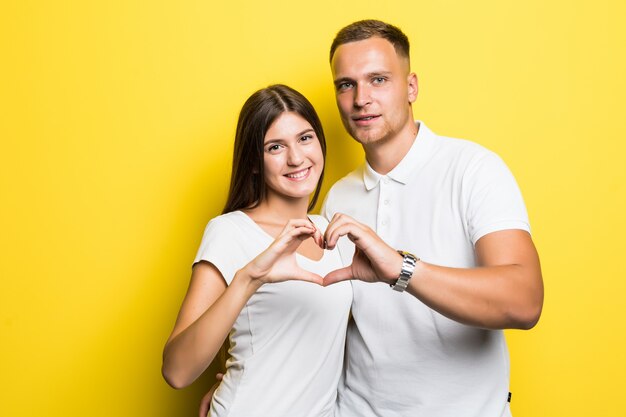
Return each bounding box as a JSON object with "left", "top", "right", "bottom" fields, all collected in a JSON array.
[{"left": 242, "top": 219, "right": 324, "bottom": 286}]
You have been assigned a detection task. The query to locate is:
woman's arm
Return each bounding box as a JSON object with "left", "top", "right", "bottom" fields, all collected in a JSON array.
[
  {"left": 162, "top": 219, "right": 323, "bottom": 389},
  {"left": 162, "top": 262, "right": 259, "bottom": 389}
]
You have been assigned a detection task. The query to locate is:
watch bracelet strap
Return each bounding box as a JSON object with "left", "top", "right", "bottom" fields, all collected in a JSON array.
[{"left": 391, "top": 250, "right": 418, "bottom": 292}]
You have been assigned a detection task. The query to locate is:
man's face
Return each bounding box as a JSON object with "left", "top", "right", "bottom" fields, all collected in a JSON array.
[{"left": 331, "top": 37, "right": 417, "bottom": 147}]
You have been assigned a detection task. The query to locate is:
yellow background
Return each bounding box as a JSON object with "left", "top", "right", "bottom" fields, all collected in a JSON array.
[{"left": 1, "top": 1, "right": 624, "bottom": 416}]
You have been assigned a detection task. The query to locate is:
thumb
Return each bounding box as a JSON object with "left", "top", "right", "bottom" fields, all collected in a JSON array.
[
  {"left": 292, "top": 268, "right": 324, "bottom": 285},
  {"left": 323, "top": 266, "right": 354, "bottom": 286}
]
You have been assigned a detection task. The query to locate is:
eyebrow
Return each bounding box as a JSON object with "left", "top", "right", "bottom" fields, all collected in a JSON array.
[
  {"left": 334, "top": 71, "right": 393, "bottom": 86},
  {"left": 333, "top": 77, "right": 354, "bottom": 87},
  {"left": 264, "top": 128, "right": 315, "bottom": 144},
  {"left": 368, "top": 71, "right": 392, "bottom": 78}
]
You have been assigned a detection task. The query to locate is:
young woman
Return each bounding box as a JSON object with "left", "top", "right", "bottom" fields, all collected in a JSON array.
[{"left": 162, "top": 85, "right": 352, "bottom": 417}]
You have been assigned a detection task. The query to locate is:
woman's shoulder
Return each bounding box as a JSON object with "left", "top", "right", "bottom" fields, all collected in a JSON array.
[
  {"left": 195, "top": 211, "right": 251, "bottom": 260},
  {"left": 208, "top": 210, "right": 244, "bottom": 224},
  {"left": 202, "top": 211, "right": 249, "bottom": 237}
]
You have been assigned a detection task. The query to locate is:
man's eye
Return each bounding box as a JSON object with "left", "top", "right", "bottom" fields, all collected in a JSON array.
[
  {"left": 337, "top": 82, "right": 353, "bottom": 91},
  {"left": 373, "top": 77, "right": 386, "bottom": 84}
]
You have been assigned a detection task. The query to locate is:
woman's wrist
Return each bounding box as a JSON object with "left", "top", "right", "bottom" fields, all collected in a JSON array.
[{"left": 232, "top": 267, "right": 264, "bottom": 295}]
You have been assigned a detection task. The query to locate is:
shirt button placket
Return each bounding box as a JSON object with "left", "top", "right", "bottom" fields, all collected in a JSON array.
[{"left": 378, "top": 176, "right": 391, "bottom": 237}]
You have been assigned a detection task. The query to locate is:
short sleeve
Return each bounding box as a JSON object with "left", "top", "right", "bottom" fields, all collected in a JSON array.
[
  {"left": 193, "top": 216, "right": 243, "bottom": 285},
  {"left": 463, "top": 151, "right": 531, "bottom": 244}
]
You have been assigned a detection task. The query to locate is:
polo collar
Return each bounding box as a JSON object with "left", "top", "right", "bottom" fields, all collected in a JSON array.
[{"left": 363, "top": 121, "right": 436, "bottom": 190}]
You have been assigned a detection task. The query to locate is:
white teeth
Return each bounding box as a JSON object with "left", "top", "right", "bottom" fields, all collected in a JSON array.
[{"left": 286, "top": 168, "right": 309, "bottom": 179}]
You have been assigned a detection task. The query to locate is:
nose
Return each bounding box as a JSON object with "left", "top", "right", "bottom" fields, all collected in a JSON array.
[
  {"left": 354, "top": 84, "right": 371, "bottom": 108},
  {"left": 287, "top": 146, "right": 304, "bottom": 166}
]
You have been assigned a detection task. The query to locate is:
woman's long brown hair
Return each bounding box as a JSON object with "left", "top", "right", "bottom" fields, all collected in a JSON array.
[{"left": 222, "top": 84, "right": 327, "bottom": 214}]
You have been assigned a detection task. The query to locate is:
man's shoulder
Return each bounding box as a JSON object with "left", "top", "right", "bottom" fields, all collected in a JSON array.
[
  {"left": 424, "top": 130, "right": 505, "bottom": 177},
  {"left": 327, "top": 165, "right": 365, "bottom": 194},
  {"left": 321, "top": 165, "right": 365, "bottom": 218},
  {"left": 433, "top": 132, "right": 494, "bottom": 160}
]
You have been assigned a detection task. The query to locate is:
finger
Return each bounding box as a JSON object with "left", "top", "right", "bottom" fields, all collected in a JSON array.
[
  {"left": 199, "top": 400, "right": 209, "bottom": 417},
  {"left": 328, "top": 212, "right": 350, "bottom": 225},
  {"left": 287, "top": 225, "right": 316, "bottom": 243},
  {"left": 199, "top": 385, "right": 216, "bottom": 417},
  {"left": 307, "top": 218, "right": 324, "bottom": 248},
  {"left": 323, "top": 266, "right": 354, "bottom": 286},
  {"left": 199, "top": 401, "right": 209, "bottom": 417},
  {"left": 283, "top": 218, "right": 316, "bottom": 234},
  {"left": 272, "top": 226, "right": 315, "bottom": 253},
  {"left": 324, "top": 213, "right": 347, "bottom": 239},
  {"left": 292, "top": 268, "right": 324, "bottom": 285},
  {"left": 311, "top": 226, "right": 324, "bottom": 249},
  {"left": 278, "top": 221, "right": 315, "bottom": 242},
  {"left": 324, "top": 213, "right": 361, "bottom": 249},
  {"left": 325, "top": 222, "right": 363, "bottom": 250},
  {"left": 198, "top": 371, "right": 224, "bottom": 417}
]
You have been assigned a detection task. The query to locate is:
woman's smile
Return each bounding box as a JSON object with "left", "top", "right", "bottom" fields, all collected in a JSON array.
[{"left": 284, "top": 167, "right": 311, "bottom": 181}]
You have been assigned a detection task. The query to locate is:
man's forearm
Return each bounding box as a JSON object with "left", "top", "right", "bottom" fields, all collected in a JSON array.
[
  {"left": 404, "top": 230, "right": 543, "bottom": 330},
  {"left": 406, "top": 261, "right": 543, "bottom": 330}
]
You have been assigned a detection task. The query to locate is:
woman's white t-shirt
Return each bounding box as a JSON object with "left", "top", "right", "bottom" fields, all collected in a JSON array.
[{"left": 193, "top": 211, "right": 352, "bottom": 417}]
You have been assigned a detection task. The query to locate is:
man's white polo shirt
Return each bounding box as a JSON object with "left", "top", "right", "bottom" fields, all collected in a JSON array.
[{"left": 322, "top": 122, "right": 529, "bottom": 417}]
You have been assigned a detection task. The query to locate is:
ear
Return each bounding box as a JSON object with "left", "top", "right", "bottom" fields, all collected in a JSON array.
[{"left": 407, "top": 72, "right": 418, "bottom": 104}]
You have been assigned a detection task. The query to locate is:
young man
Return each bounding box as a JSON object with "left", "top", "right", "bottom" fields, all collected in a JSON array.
[{"left": 321, "top": 20, "right": 543, "bottom": 417}]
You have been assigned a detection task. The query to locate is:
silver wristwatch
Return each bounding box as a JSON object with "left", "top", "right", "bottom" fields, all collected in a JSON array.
[{"left": 391, "top": 250, "right": 419, "bottom": 292}]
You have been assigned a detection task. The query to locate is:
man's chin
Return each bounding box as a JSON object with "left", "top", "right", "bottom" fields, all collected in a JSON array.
[
  {"left": 343, "top": 122, "right": 386, "bottom": 145},
  {"left": 351, "top": 131, "right": 385, "bottom": 146}
]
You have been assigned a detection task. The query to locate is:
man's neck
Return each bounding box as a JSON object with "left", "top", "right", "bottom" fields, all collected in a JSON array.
[{"left": 364, "top": 122, "right": 419, "bottom": 175}]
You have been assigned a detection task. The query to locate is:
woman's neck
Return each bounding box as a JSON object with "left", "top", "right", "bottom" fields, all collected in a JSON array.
[{"left": 244, "top": 194, "right": 310, "bottom": 226}]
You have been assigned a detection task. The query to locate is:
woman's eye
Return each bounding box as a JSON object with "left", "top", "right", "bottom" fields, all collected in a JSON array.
[
  {"left": 300, "top": 134, "right": 313, "bottom": 142},
  {"left": 267, "top": 144, "right": 282, "bottom": 152}
]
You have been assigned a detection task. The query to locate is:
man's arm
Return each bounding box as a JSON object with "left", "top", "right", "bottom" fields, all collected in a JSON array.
[
  {"left": 406, "top": 229, "right": 543, "bottom": 329},
  {"left": 323, "top": 214, "right": 543, "bottom": 330},
  {"left": 198, "top": 373, "right": 223, "bottom": 417}
]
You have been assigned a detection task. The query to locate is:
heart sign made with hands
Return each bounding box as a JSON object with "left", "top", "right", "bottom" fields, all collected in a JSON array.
[{"left": 322, "top": 213, "right": 403, "bottom": 286}]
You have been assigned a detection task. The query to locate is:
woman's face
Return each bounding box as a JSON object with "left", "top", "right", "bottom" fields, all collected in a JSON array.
[{"left": 262, "top": 111, "right": 324, "bottom": 204}]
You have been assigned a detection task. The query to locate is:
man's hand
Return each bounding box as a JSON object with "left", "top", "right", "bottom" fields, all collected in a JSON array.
[
  {"left": 323, "top": 213, "right": 402, "bottom": 286},
  {"left": 199, "top": 373, "right": 223, "bottom": 417}
]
